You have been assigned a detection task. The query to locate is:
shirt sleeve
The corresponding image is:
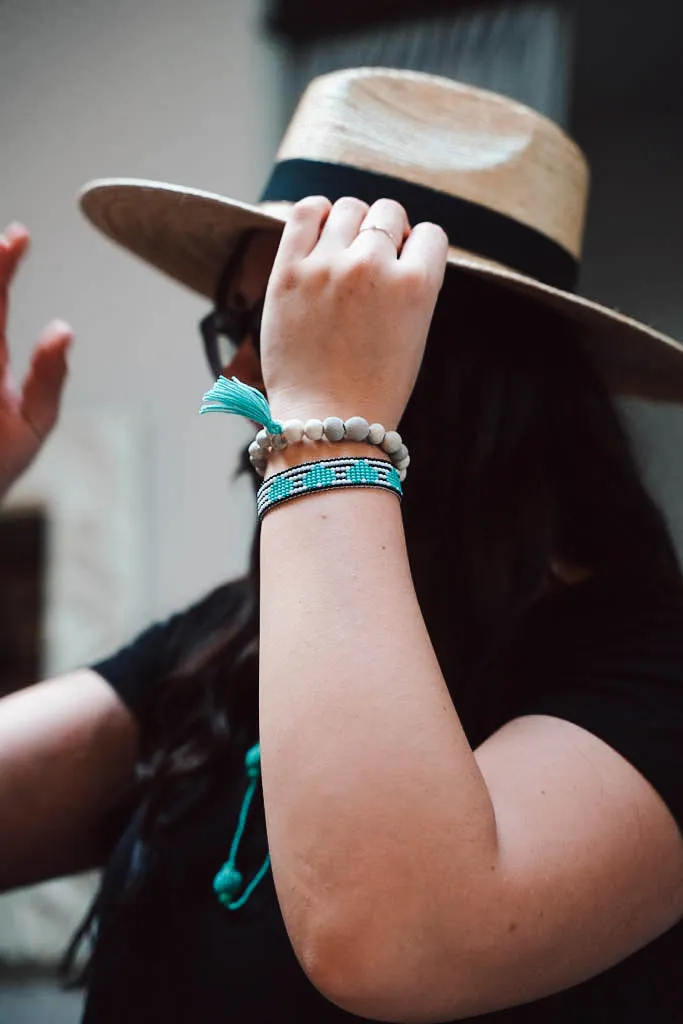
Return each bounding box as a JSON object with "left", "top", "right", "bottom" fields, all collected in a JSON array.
[
  {"left": 517, "top": 611, "right": 683, "bottom": 835},
  {"left": 91, "top": 620, "right": 178, "bottom": 722},
  {"left": 90, "top": 577, "right": 252, "bottom": 723}
]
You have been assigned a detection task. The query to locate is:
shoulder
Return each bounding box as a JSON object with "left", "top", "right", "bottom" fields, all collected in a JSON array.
[
  {"left": 514, "top": 571, "right": 683, "bottom": 832},
  {"left": 90, "top": 575, "right": 254, "bottom": 718}
]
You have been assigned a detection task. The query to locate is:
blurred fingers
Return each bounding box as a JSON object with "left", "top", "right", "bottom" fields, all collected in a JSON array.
[
  {"left": 20, "top": 320, "right": 73, "bottom": 437},
  {"left": 0, "top": 223, "right": 31, "bottom": 369}
]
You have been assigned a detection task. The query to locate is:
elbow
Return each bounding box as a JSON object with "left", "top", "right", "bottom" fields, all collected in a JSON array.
[
  {"left": 287, "top": 896, "right": 398, "bottom": 1019},
  {"left": 298, "top": 931, "right": 405, "bottom": 1022},
  {"left": 292, "top": 909, "right": 470, "bottom": 1023}
]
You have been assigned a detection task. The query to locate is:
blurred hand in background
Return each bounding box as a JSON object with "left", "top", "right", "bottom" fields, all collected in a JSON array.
[{"left": 0, "top": 224, "right": 73, "bottom": 499}]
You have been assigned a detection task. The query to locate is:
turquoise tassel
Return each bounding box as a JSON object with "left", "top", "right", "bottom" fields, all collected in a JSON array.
[{"left": 199, "top": 376, "right": 282, "bottom": 435}]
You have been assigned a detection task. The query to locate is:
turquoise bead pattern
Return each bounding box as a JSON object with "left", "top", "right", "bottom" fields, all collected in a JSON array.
[
  {"left": 386, "top": 466, "right": 402, "bottom": 490},
  {"left": 302, "top": 463, "right": 337, "bottom": 489},
  {"left": 266, "top": 474, "right": 294, "bottom": 503},
  {"left": 257, "top": 457, "right": 402, "bottom": 521},
  {"left": 346, "top": 459, "right": 380, "bottom": 484}
]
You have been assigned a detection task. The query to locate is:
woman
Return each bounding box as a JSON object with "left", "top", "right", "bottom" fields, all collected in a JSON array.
[{"left": 1, "top": 69, "right": 682, "bottom": 1022}]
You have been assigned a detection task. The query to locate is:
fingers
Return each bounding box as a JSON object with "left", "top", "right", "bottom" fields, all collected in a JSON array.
[
  {"left": 399, "top": 221, "right": 449, "bottom": 289},
  {"left": 274, "top": 196, "right": 412, "bottom": 272},
  {"left": 0, "top": 223, "right": 31, "bottom": 370},
  {"left": 272, "top": 194, "right": 448, "bottom": 290},
  {"left": 315, "top": 196, "right": 368, "bottom": 252},
  {"left": 272, "top": 196, "right": 332, "bottom": 270},
  {"left": 0, "top": 223, "right": 30, "bottom": 282},
  {"left": 354, "top": 199, "right": 411, "bottom": 259},
  {"left": 20, "top": 320, "right": 73, "bottom": 437}
]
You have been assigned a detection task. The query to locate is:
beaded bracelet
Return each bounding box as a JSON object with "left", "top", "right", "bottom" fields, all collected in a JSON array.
[
  {"left": 256, "top": 457, "right": 402, "bottom": 522},
  {"left": 199, "top": 376, "right": 411, "bottom": 481},
  {"left": 248, "top": 416, "right": 410, "bottom": 480}
]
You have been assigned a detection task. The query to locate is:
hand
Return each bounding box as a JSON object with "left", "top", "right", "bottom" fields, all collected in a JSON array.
[
  {"left": 260, "top": 196, "right": 448, "bottom": 428},
  {"left": 0, "top": 224, "right": 73, "bottom": 500}
]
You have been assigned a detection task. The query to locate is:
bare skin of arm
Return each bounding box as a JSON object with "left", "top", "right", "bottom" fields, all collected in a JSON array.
[{"left": 0, "top": 670, "right": 139, "bottom": 891}]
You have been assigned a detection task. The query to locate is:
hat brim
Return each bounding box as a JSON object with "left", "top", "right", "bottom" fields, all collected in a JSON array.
[{"left": 80, "top": 178, "right": 683, "bottom": 403}]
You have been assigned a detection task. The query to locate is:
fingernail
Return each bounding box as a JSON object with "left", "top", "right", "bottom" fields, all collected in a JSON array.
[
  {"left": 0, "top": 223, "right": 28, "bottom": 251},
  {"left": 46, "top": 319, "right": 74, "bottom": 345},
  {"left": 49, "top": 318, "right": 72, "bottom": 333}
]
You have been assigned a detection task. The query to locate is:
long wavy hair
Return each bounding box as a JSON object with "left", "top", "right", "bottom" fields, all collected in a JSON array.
[{"left": 63, "top": 268, "right": 683, "bottom": 980}]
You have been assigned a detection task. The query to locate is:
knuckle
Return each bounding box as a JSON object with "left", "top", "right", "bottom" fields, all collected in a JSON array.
[
  {"left": 401, "top": 265, "right": 429, "bottom": 294},
  {"left": 333, "top": 196, "right": 369, "bottom": 216},
  {"left": 291, "top": 195, "right": 331, "bottom": 220},
  {"left": 272, "top": 264, "right": 301, "bottom": 294},
  {"left": 419, "top": 221, "right": 449, "bottom": 246},
  {"left": 370, "top": 197, "right": 408, "bottom": 222},
  {"left": 344, "top": 249, "right": 387, "bottom": 283},
  {"left": 307, "top": 259, "right": 333, "bottom": 287}
]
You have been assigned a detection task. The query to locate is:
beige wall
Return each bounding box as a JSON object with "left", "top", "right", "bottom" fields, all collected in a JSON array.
[{"left": 1, "top": 0, "right": 282, "bottom": 637}]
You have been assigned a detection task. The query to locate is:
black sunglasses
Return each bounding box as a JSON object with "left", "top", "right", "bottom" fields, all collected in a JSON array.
[{"left": 200, "top": 230, "right": 264, "bottom": 379}]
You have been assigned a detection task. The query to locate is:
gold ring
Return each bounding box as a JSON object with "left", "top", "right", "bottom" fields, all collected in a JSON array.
[{"left": 358, "top": 224, "right": 400, "bottom": 249}]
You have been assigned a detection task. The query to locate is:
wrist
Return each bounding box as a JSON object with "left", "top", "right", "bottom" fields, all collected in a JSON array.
[{"left": 268, "top": 392, "right": 397, "bottom": 432}]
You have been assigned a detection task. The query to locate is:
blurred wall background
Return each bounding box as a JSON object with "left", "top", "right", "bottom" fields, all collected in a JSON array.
[
  {"left": 572, "top": 0, "right": 683, "bottom": 542},
  {"left": 0, "top": 0, "right": 282, "bottom": 1018},
  {"left": 1, "top": 0, "right": 282, "bottom": 632},
  {"left": 0, "top": 0, "right": 682, "bottom": 1020}
]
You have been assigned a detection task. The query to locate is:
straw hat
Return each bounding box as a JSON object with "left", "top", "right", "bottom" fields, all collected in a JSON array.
[{"left": 80, "top": 66, "right": 683, "bottom": 402}]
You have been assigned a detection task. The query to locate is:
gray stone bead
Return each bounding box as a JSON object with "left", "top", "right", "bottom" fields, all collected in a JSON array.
[
  {"left": 282, "top": 419, "right": 305, "bottom": 444},
  {"left": 394, "top": 455, "right": 410, "bottom": 471},
  {"left": 248, "top": 443, "right": 267, "bottom": 478},
  {"left": 381, "top": 430, "right": 403, "bottom": 455},
  {"left": 367, "top": 423, "right": 386, "bottom": 445},
  {"left": 256, "top": 428, "right": 270, "bottom": 450},
  {"left": 304, "top": 418, "right": 324, "bottom": 441},
  {"left": 391, "top": 444, "right": 409, "bottom": 464},
  {"left": 270, "top": 432, "right": 288, "bottom": 451},
  {"left": 323, "top": 416, "right": 346, "bottom": 442},
  {"left": 344, "top": 416, "right": 370, "bottom": 442},
  {"left": 398, "top": 468, "right": 408, "bottom": 482}
]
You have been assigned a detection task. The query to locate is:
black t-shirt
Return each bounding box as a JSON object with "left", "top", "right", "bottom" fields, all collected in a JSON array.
[{"left": 83, "top": 573, "right": 683, "bottom": 1023}]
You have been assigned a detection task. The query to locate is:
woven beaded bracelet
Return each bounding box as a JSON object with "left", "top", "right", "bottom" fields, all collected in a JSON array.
[
  {"left": 256, "top": 457, "right": 402, "bottom": 522},
  {"left": 199, "top": 376, "right": 411, "bottom": 481}
]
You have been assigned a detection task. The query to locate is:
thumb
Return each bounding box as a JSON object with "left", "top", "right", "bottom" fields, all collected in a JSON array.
[{"left": 20, "top": 320, "right": 73, "bottom": 438}]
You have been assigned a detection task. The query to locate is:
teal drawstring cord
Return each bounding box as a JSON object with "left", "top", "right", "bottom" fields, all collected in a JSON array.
[
  {"left": 199, "top": 376, "right": 283, "bottom": 436},
  {"left": 213, "top": 743, "right": 271, "bottom": 911}
]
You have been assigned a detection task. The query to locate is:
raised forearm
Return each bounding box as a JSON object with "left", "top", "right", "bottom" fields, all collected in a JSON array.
[
  {"left": 259, "top": 475, "right": 498, "bottom": 995},
  {"left": 252, "top": 194, "right": 496, "bottom": 1008}
]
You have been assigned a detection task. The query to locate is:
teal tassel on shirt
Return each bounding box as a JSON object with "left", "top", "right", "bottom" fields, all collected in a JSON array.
[
  {"left": 200, "top": 376, "right": 282, "bottom": 435},
  {"left": 213, "top": 743, "right": 271, "bottom": 911}
]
